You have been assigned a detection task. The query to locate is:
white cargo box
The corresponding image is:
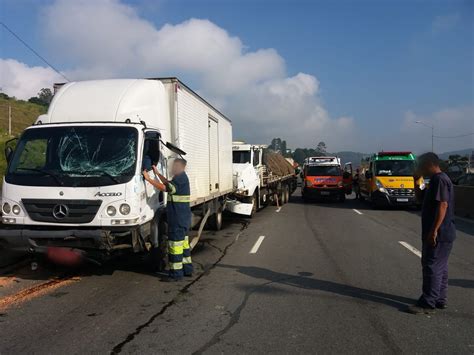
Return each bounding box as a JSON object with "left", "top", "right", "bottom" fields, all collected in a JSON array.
[{"left": 157, "top": 78, "right": 233, "bottom": 206}]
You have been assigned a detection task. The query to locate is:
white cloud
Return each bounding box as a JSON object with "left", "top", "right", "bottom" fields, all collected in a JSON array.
[
  {"left": 0, "top": 58, "right": 62, "bottom": 99},
  {"left": 34, "top": 0, "right": 354, "bottom": 150},
  {"left": 432, "top": 13, "right": 460, "bottom": 34}
]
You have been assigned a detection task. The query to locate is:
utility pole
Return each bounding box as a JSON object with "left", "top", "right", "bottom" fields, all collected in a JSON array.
[{"left": 8, "top": 104, "right": 11, "bottom": 136}]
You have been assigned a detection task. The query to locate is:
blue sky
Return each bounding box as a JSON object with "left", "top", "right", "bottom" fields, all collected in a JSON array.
[{"left": 1, "top": 0, "right": 473, "bottom": 153}]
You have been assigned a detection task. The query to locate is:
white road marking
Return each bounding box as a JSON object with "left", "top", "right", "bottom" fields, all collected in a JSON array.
[
  {"left": 250, "top": 236, "right": 266, "bottom": 254},
  {"left": 398, "top": 241, "right": 422, "bottom": 258},
  {"left": 353, "top": 209, "right": 363, "bottom": 215}
]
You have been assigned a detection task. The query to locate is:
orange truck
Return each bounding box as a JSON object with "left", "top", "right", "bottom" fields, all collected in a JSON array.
[{"left": 302, "top": 156, "right": 351, "bottom": 202}]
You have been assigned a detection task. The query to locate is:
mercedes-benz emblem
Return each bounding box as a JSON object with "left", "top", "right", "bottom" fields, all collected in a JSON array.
[
  {"left": 52, "top": 204, "right": 69, "bottom": 219},
  {"left": 400, "top": 184, "right": 405, "bottom": 188}
]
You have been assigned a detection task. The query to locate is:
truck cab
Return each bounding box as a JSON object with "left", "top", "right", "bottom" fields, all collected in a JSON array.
[
  {"left": 0, "top": 79, "right": 181, "bottom": 260},
  {"left": 302, "top": 156, "right": 346, "bottom": 202},
  {"left": 358, "top": 151, "right": 420, "bottom": 207},
  {"left": 229, "top": 142, "right": 265, "bottom": 215}
]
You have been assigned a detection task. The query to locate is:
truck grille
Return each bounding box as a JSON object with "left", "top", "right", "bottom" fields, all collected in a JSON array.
[
  {"left": 22, "top": 199, "right": 102, "bottom": 224},
  {"left": 387, "top": 188, "right": 414, "bottom": 197}
]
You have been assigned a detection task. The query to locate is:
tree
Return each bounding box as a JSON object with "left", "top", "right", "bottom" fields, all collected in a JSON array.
[
  {"left": 28, "top": 88, "right": 53, "bottom": 107},
  {"left": 38, "top": 88, "right": 53, "bottom": 104},
  {"left": 315, "top": 141, "right": 327, "bottom": 156}
]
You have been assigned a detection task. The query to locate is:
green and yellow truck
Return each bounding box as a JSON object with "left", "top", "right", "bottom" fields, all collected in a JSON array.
[{"left": 359, "top": 151, "right": 423, "bottom": 208}]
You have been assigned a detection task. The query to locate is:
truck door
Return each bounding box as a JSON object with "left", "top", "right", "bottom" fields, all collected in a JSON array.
[{"left": 208, "top": 117, "right": 219, "bottom": 193}]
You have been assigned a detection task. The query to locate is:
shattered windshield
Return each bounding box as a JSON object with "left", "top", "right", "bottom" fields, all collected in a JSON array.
[{"left": 6, "top": 126, "right": 138, "bottom": 187}]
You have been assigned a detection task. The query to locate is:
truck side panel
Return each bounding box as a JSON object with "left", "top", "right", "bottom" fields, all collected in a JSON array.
[{"left": 176, "top": 87, "right": 210, "bottom": 201}]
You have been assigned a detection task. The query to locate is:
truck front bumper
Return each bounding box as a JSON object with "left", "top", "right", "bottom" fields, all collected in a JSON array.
[
  {"left": 0, "top": 226, "right": 137, "bottom": 255},
  {"left": 303, "top": 187, "right": 345, "bottom": 199},
  {"left": 371, "top": 190, "right": 417, "bottom": 206}
]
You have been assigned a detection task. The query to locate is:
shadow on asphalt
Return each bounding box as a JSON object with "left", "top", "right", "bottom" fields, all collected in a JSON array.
[
  {"left": 449, "top": 279, "right": 474, "bottom": 289},
  {"left": 219, "top": 264, "right": 417, "bottom": 311}
]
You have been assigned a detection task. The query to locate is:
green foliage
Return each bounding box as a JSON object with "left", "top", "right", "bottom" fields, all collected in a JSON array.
[{"left": 0, "top": 95, "right": 47, "bottom": 184}]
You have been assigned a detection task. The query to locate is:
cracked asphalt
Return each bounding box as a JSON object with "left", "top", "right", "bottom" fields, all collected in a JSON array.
[{"left": 0, "top": 192, "right": 473, "bottom": 354}]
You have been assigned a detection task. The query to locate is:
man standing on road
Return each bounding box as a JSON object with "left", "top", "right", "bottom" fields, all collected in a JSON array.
[
  {"left": 353, "top": 168, "right": 361, "bottom": 200},
  {"left": 143, "top": 158, "right": 193, "bottom": 281},
  {"left": 408, "top": 152, "right": 456, "bottom": 314}
]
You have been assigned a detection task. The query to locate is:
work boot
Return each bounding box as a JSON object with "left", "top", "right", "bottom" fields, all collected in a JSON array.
[
  {"left": 406, "top": 302, "right": 436, "bottom": 315},
  {"left": 435, "top": 302, "right": 447, "bottom": 310}
]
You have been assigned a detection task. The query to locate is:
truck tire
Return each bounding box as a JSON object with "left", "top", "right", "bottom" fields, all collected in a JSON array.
[
  {"left": 209, "top": 207, "right": 223, "bottom": 231},
  {"left": 284, "top": 185, "right": 290, "bottom": 203},
  {"left": 338, "top": 193, "right": 346, "bottom": 203},
  {"left": 251, "top": 193, "right": 258, "bottom": 217}
]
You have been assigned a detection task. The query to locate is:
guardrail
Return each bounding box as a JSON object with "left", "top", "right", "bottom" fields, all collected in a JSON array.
[{"left": 454, "top": 185, "right": 474, "bottom": 219}]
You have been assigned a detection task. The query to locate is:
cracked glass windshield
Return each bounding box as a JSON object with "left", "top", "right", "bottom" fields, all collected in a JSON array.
[{"left": 7, "top": 126, "right": 138, "bottom": 187}]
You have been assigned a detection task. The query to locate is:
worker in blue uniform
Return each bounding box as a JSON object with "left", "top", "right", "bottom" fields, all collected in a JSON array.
[
  {"left": 407, "top": 152, "right": 456, "bottom": 314},
  {"left": 143, "top": 158, "right": 193, "bottom": 281}
]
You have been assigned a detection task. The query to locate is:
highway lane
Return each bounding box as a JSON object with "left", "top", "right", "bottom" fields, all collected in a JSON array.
[{"left": 0, "top": 191, "right": 473, "bottom": 354}]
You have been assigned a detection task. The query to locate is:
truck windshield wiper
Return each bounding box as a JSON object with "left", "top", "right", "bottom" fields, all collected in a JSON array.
[
  {"left": 64, "top": 170, "right": 121, "bottom": 184},
  {"left": 16, "top": 168, "right": 64, "bottom": 186}
]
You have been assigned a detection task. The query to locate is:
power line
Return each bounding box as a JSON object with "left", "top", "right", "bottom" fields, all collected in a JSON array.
[
  {"left": 434, "top": 132, "right": 474, "bottom": 139},
  {"left": 1, "top": 21, "right": 70, "bottom": 82}
]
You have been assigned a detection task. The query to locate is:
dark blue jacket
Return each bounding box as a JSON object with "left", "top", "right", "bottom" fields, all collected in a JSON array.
[{"left": 167, "top": 172, "right": 192, "bottom": 230}]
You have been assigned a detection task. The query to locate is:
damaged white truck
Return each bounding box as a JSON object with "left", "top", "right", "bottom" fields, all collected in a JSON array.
[{"left": 0, "top": 78, "right": 233, "bottom": 261}]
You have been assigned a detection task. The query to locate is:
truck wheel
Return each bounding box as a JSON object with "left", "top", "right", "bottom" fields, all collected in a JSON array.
[
  {"left": 250, "top": 193, "right": 258, "bottom": 217},
  {"left": 210, "top": 207, "right": 223, "bottom": 231},
  {"left": 338, "top": 193, "right": 346, "bottom": 203},
  {"left": 285, "top": 185, "right": 290, "bottom": 203}
]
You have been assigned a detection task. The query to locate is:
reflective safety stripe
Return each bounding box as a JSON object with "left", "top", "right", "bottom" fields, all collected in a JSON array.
[
  {"left": 183, "top": 256, "right": 192, "bottom": 264},
  {"left": 168, "top": 195, "right": 190, "bottom": 203},
  {"left": 168, "top": 240, "right": 184, "bottom": 255},
  {"left": 169, "top": 262, "right": 183, "bottom": 270},
  {"left": 167, "top": 183, "right": 177, "bottom": 195},
  {"left": 183, "top": 236, "right": 190, "bottom": 249}
]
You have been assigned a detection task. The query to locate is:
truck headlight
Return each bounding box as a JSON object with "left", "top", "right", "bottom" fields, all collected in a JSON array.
[
  {"left": 375, "top": 179, "right": 387, "bottom": 193},
  {"left": 2, "top": 202, "right": 11, "bottom": 214},
  {"left": 12, "top": 205, "right": 21, "bottom": 215},
  {"left": 106, "top": 206, "right": 117, "bottom": 216},
  {"left": 305, "top": 180, "right": 312, "bottom": 187},
  {"left": 338, "top": 181, "right": 344, "bottom": 187},
  {"left": 119, "top": 203, "right": 131, "bottom": 215}
]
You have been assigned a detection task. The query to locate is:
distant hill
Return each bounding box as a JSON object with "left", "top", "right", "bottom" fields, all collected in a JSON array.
[
  {"left": 332, "top": 151, "right": 369, "bottom": 167},
  {"left": 438, "top": 148, "right": 473, "bottom": 160},
  {"left": 0, "top": 94, "right": 46, "bottom": 136},
  {"left": 0, "top": 95, "right": 47, "bottom": 177}
]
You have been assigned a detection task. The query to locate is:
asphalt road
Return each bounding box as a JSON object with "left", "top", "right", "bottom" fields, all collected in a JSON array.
[{"left": 0, "top": 191, "right": 473, "bottom": 354}]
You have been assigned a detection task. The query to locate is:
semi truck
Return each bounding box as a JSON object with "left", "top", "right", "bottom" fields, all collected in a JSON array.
[
  {"left": 227, "top": 142, "right": 297, "bottom": 216},
  {"left": 0, "top": 78, "right": 233, "bottom": 260},
  {"left": 358, "top": 151, "right": 421, "bottom": 208},
  {"left": 301, "top": 156, "right": 349, "bottom": 202}
]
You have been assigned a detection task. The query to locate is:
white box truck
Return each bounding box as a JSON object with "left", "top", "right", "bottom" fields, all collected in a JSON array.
[{"left": 0, "top": 78, "right": 233, "bottom": 260}]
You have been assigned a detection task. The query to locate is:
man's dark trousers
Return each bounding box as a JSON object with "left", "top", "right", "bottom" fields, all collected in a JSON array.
[{"left": 420, "top": 241, "right": 453, "bottom": 307}]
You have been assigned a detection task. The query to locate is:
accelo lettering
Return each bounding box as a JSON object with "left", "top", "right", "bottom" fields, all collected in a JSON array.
[{"left": 95, "top": 192, "right": 122, "bottom": 197}]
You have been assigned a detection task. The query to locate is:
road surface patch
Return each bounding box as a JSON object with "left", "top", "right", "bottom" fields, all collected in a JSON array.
[
  {"left": 0, "top": 276, "right": 80, "bottom": 311},
  {"left": 398, "top": 241, "right": 421, "bottom": 258},
  {"left": 249, "top": 236, "right": 265, "bottom": 254}
]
